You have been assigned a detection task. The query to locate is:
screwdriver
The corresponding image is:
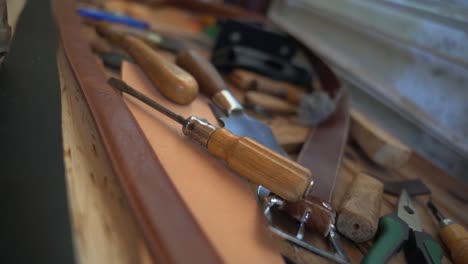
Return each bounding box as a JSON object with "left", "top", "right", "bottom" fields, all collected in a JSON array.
[
  {"left": 427, "top": 201, "right": 468, "bottom": 264},
  {"left": 108, "top": 77, "right": 313, "bottom": 202},
  {"left": 362, "top": 190, "right": 443, "bottom": 264}
]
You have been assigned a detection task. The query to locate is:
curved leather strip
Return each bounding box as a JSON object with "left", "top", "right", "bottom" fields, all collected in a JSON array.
[
  {"left": 269, "top": 11, "right": 348, "bottom": 236},
  {"left": 55, "top": 1, "right": 222, "bottom": 263},
  {"left": 283, "top": 93, "right": 350, "bottom": 235},
  {"left": 299, "top": 93, "right": 349, "bottom": 202}
]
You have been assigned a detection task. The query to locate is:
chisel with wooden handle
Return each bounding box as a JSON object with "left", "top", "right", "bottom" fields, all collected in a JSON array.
[
  {"left": 96, "top": 23, "right": 198, "bottom": 105},
  {"left": 108, "top": 77, "right": 313, "bottom": 202},
  {"left": 175, "top": 49, "right": 289, "bottom": 157}
]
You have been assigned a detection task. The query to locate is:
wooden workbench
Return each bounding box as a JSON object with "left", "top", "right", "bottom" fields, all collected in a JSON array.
[
  {"left": 59, "top": 46, "right": 468, "bottom": 264},
  {"left": 4, "top": 0, "right": 463, "bottom": 263},
  {"left": 58, "top": 2, "right": 468, "bottom": 264}
]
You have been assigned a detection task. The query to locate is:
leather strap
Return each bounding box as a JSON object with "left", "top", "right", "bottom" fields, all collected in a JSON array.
[
  {"left": 55, "top": 1, "right": 221, "bottom": 263},
  {"left": 283, "top": 93, "right": 350, "bottom": 236},
  {"left": 300, "top": 93, "right": 349, "bottom": 202},
  {"left": 269, "top": 14, "right": 349, "bottom": 236}
]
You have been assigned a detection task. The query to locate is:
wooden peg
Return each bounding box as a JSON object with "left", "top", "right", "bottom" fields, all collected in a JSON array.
[{"left": 336, "top": 172, "right": 383, "bottom": 243}]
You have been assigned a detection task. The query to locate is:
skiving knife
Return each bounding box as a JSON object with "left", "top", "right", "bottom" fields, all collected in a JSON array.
[{"left": 176, "top": 49, "right": 288, "bottom": 157}]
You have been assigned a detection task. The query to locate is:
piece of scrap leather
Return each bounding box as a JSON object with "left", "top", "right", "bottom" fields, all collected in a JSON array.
[{"left": 122, "top": 61, "right": 283, "bottom": 264}]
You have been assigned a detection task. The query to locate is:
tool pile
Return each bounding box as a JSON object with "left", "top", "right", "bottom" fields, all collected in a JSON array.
[{"left": 74, "top": 1, "right": 468, "bottom": 263}]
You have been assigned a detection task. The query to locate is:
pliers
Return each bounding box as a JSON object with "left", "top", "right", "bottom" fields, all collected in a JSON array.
[{"left": 362, "top": 189, "right": 444, "bottom": 263}]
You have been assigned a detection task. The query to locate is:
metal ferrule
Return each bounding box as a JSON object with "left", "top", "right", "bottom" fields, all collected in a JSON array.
[
  {"left": 182, "top": 116, "right": 216, "bottom": 147},
  {"left": 303, "top": 179, "right": 315, "bottom": 197},
  {"left": 441, "top": 218, "right": 455, "bottom": 227},
  {"left": 212, "top": 90, "right": 243, "bottom": 115}
]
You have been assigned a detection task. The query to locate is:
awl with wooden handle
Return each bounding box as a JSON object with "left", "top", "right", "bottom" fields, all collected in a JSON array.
[
  {"left": 108, "top": 77, "right": 313, "bottom": 202},
  {"left": 175, "top": 50, "right": 288, "bottom": 157},
  {"left": 97, "top": 24, "right": 198, "bottom": 105},
  {"left": 427, "top": 201, "right": 468, "bottom": 264}
]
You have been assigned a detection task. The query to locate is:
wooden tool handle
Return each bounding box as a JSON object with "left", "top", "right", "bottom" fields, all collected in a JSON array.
[
  {"left": 228, "top": 69, "right": 306, "bottom": 105},
  {"left": 207, "top": 128, "right": 312, "bottom": 202},
  {"left": 96, "top": 24, "right": 198, "bottom": 105},
  {"left": 245, "top": 91, "right": 297, "bottom": 114},
  {"left": 440, "top": 224, "right": 468, "bottom": 264},
  {"left": 336, "top": 172, "right": 383, "bottom": 243},
  {"left": 120, "top": 36, "right": 198, "bottom": 105},
  {"left": 176, "top": 50, "right": 226, "bottom": 98},
  {"left": 82, "top": 25, "right": 113, "bottom": 54}
]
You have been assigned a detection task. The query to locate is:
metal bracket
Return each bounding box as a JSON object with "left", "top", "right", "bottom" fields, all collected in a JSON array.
[{"left": 262, "top": 195, "right": 350, "bottom": 264}]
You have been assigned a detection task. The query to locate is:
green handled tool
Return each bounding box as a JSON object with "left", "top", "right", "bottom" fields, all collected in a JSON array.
[{"left": 362, "top": 190, "right": 444, "bottom": 264}]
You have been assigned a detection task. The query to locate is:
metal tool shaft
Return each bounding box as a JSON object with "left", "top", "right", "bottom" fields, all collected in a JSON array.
[
  {"left": 108, "top": 77, "right": 186, "bottom": 125},
  {"left": 427, "top": 201, "right": 445, "bottom": 223}
]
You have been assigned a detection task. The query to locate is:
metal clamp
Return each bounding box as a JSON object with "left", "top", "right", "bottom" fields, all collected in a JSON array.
[{"left": 262, "top": 194, "right": 350, "bottom": 264}]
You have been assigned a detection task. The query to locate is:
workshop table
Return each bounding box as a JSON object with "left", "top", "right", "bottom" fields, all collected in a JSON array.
[{"left": 59, "top": 43, "right": 468, "bottom": 263}]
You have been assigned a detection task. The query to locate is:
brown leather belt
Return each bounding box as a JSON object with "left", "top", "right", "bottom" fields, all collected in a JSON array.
[
  {"left": 55, "top": 1, "right": 221, "bottom": 263},
  {"left": 283, "top": 93, "right": 350, "bottom": 236}
]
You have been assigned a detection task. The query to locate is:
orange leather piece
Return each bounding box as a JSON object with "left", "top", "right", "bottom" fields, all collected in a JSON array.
[
  {"left": 122, "top": 62, "right": 283, "bottom": 264},
  {"left": 56, "top": 1, "right": 222, "bottom": 262}
]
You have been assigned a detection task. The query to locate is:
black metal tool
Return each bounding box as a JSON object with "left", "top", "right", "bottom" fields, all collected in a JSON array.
[
  {"left": 213, "top": 19, "right": 298, "bottom": 60},
  {"left": 211, "top": 46, "right": 311, "bottom": 86}
]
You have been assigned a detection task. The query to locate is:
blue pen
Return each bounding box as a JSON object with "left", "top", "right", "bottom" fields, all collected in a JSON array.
[{"left": 78, "top": 7, "right": 149, "bottom": 30}]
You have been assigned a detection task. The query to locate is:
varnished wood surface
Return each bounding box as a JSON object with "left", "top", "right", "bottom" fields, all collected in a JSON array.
[
  {"left": 176, "top": 49, "right": 228, "bottom": 97},
  {"left": 106, "top": 32, "right": 199, "bottom": 105},
  {"left": 207, "top": 128, "right": 312, "bottom": 202},
  {"left": 59, "top": 47, "right": 152, "bottom": 264},
  {"left": 439, "top": 224, "right": 468, "bottom": 264}
]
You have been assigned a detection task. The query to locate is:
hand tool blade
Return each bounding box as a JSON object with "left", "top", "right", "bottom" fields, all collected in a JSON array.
[
  {"left": 219, "top": 112, "right": 288, "bottom": 157},
  {"left": 397, "top": 189, "right": 422, "bottom": 232},
  {"left": 176, "top": 49, "right": 288, "bottom": 157},
  {"left": 208, "top": 103, "right": 288, "bottom": 157}
]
